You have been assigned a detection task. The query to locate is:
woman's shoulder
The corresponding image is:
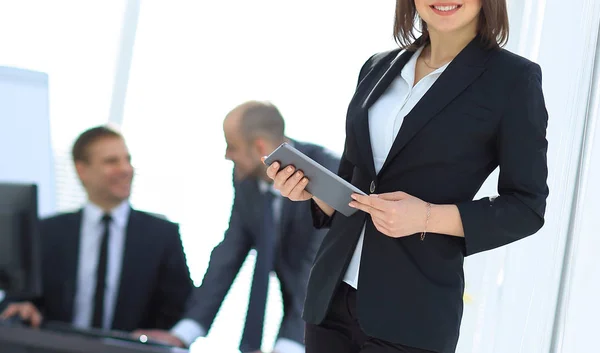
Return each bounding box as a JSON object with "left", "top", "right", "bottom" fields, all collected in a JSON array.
[
  {"left": 367, "top": 48, "right": 403, "bottom": 67},
  {"left": 356, "top": 48, "right": 403, "bottom": 73},
  {"left": 355, "top": 48, "right": 403, "bottom": 82},
  {"left": 489, "top": 48, "right": 541, "bottom": 74}
]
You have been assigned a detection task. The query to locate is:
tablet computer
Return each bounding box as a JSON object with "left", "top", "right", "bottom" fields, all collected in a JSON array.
[{"left": 264, "top": 143, "right": 366, "bottom": 217}]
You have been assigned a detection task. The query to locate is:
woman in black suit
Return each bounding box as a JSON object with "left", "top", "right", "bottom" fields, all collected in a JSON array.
[{"left": 266, "top": 0, "right": 549, "bottom": 352}]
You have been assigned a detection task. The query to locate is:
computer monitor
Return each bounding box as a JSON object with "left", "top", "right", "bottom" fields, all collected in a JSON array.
[{"left": 0, "top": 183, "right": 41, "bottom": 300}]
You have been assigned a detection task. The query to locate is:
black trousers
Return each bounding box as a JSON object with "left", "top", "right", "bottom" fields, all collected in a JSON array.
[{"left": 305, "top": 283, "right": 436, "bottom": 353}]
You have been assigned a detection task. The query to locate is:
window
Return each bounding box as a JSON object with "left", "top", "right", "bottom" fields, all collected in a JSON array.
[{"left": 0, "top": 0, "right": 127, "bottom": 212}]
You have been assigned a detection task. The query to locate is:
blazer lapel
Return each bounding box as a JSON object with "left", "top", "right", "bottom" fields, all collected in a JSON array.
[
  {"left": 111, "top": 209, "right": 143, "bottom": 329},
  {"left": 352, "top": 49, "right": 413, "bottom": 178},
  {"left": 63, "top": 211, "right": 83, "bottom": 321},
  {"left": 361, "top": 50, "right": 414, "bottom": 110},
  {"left": 379, "top": 37, "right": 491, "bottom": 175}
]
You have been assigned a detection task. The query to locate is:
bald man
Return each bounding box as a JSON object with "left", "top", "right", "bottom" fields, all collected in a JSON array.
[{"left": 135, "top": 102, "right": 340, "bottom": 353}]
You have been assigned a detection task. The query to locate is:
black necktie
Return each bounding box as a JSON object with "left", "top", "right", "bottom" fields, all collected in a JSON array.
[
  {"left": 92, "top": 214, "right": 111, "bottom": 329},
  {"left": 240, "top": 191, "right": 276, "bottom": 352}
]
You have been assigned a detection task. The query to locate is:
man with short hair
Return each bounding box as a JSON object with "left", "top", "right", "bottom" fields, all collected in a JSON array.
[
  {"left": 135, "top": 101, "right": 340, "bottom": 353},
  {"left": 1, "top": 125, "right": 193, "bottom": 332}
]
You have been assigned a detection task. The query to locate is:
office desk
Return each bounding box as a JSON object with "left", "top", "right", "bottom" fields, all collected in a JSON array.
[{"left": 0, "top": 325, "right": 188, "bottom": 353}]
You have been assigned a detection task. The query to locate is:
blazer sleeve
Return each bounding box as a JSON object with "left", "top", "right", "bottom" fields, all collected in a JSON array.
[
  {"left": 456, "top": 62, "right": 549, "bottom": 256},
  {"left": 152, "top": 223, "right": 194, "bottom": 329},
  {"left": 182, "top": 188, "right": 251, "bottom": 330}
]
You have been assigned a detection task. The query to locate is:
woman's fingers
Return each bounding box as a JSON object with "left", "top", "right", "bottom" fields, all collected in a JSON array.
[
  {"left": 287, "top": 175, "right": 311, "bottom": 201},
  {"left": 279, "top": 169, "right": 303, "bottom": 196},
  {"left": 273, "top": 165, "right": 297, "bottom": 190},
  {"left": 263, "top": 159, "right": 311, "bottom": 201},
  {"left": 265, "top": 161, "right": 280, "bottom": 180}
]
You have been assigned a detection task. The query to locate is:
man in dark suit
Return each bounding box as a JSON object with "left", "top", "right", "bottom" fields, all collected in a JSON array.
[
  {"left": 0, "top": 126, "right": 193, "bottom": 332},
  {"left": 134, "top": 101, "right": 340, "bottom": 353}
]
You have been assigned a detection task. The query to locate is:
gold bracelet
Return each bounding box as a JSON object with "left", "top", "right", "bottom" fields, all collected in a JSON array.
[{"left": 420, "top": 202, "right": 431, "bottom": 241}]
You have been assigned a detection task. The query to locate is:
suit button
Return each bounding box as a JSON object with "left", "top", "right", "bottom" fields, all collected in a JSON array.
[{"left": 370, "top": 180, "right": 376, "bottom": 193}]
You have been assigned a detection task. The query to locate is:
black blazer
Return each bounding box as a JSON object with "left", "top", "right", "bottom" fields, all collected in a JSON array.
[
  {"left": 39, "top": 209, "right": 193, "bottom": 331},
  {"left": 183, "top": 141, "right": 339, "bottom": 346},
  {"left": 305, "top": 37, "right": 549, "bottom": 353}
]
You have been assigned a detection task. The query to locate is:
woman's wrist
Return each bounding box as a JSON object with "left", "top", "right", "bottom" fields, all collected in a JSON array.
[
  {"left": 420, "top": 201, "right": 432, "bottom": 240},
  {"left": 426, "top": 204, "right": 465, "bottom": 238},
  {"left": 312, "top": 196, "right": 335, "bottom": 217}
]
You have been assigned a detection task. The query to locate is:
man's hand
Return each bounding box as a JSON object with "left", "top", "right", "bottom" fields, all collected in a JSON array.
[
  {"left": 132, "top": 329, "right": 186, "bottom": 348},
  {"left": 0, "top": 302, "right": 43, "bottom": 327}
]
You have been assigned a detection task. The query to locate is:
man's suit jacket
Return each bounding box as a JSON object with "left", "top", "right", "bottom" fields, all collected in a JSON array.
[
  {"left": 182, "top": 141, "right": 340, "bottom": 346},
  {"left": 305, "top": 36, "right": 549, "bottom": 353},
  {"left": 40, "top": 209, "right": 193, "bottom": 331}
]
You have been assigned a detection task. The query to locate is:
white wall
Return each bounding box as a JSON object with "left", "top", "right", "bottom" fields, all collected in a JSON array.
[
  {"left": 0, "top": 0, "right": 128, "bottom": 213},
  {"left": 552, "top": 20, "right": 600, "bottom": 351}
]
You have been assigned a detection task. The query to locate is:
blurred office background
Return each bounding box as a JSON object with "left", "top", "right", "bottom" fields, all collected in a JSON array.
[{"left": 0, "top": 0, "right": 599, "bottom": 352}]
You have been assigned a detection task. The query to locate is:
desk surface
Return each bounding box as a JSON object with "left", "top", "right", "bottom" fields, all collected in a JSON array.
[{"left": 0, "top": 325, "right": 189, "bottom": 353}]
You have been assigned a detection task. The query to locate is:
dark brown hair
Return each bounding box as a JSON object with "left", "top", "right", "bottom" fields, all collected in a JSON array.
[
  {"left": 394, "top": 1, "right": 509, "bottom": 50},
  {"left": 72, "top": 125, "right": 123, "bottom": 163}
]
